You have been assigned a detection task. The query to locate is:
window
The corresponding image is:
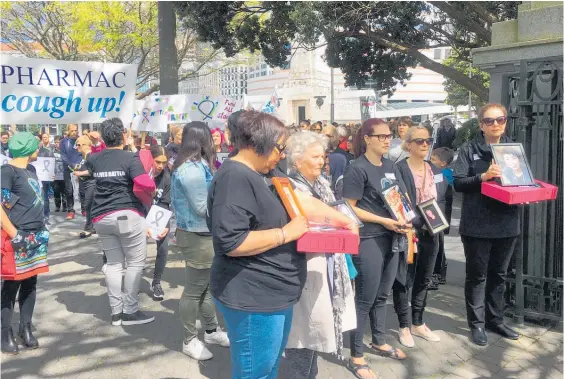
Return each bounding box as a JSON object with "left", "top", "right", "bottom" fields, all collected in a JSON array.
[
  {"left": 433, "top": 49, "right": 441, "bottom": 59},
  {"left": 444, "top": 48, "right": 452, "bottom": 59}
]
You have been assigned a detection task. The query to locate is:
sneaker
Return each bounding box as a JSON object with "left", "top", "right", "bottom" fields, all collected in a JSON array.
[
  {"left": 121, "top": 310, "right": 154, "bottom": 326},
  {"left": 398, "top": 327, "right": 415, "bottom": 348},
  {"left": 204, "top": 328, "right": 230, "bottom": 347},
  {"left": 150, "top": 282, "right": 165, "bottom": 301},
  {"left": 111, "top": 313, "right": 122, "bottom": 326},
  {"left": 182, "top": 338, "right": 213, "bottom": 361},
  {"left": 55, "top": 208, "right": 60, "bottom": 212},
  {"left": 438, "top": 275, "right": 447, "bottom": 285},
  {"left": 66, "top": 211, "right": 75, "bottom": 220},
  {"left": 101, "top": 264, "right": 107, "bottom": 275}
]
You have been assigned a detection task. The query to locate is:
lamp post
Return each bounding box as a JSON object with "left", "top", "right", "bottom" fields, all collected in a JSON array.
[{"left": 330, "top": 68, "right": 335, "bottom": 123}]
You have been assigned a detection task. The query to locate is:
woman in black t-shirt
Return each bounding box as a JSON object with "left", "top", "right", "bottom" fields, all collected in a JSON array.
[
  {"left": 208, "top": 111, "right": 356, "bottom": 379},
  {"left": 342, "top": 119, "right": 411, "bottom": 378},
  {"left": 73, "top": 135, "right": 96, "bottom": 238},
  {"left": 1, "top": 132, "right": 49, "bottom": 354},
  {"left": 87, "top": 118, "right": 156, "bottom": 327}
]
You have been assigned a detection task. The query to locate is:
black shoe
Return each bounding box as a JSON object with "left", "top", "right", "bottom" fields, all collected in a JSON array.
[
  {"left": 121, "top": 310, "right": 155, "bottom": 326},
  {"left": 151, "top": 282, "right": 165, "bottom": 300},
  {"left": 427, "top": 278, "right": 440, "bottom": 291},
  {"left": 111, "top": 313, "right": 122, "bottom": 326},
  {"left": 438, "top": 275, "right": 447, "bottom": 285},
  {"left": 18, "top": 323, "right": 39, "bottom": 349},
  {"left": 486, "top": 323, "right": 519, "bottom": 340},
  {"left": 471, "top": 327, "right": 488, "bottom": 346},
  {"left": 55, "top": 208, "right": 60, "bottom": 212},
  {"left": 1, "top": 327, "right": 18, "bottom": 355}
]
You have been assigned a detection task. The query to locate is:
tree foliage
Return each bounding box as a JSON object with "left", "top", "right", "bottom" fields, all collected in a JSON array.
[
  {"left": 0, "top": 1, "right": 221, "bottom": 98},
  {"left": 175, "top": 1, "right": 519, "bottom": 101},
  {"left": 443, "top": 51, "right": 490, "bottom": 111}
]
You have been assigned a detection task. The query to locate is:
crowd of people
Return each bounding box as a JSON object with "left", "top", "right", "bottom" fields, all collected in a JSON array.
[{"left": 1, "top": 103, "right": 522, "bottom": 379}]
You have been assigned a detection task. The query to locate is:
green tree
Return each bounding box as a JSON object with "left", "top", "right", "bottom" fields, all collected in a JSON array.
[
  {"left": 443, "top": 51, "right": 489, "bottom": 112},
  {"left": 0, "top": 1, "right": 221, "bottom": 98},
  {"left": 175, "top": 1, "right": 519, "bottom": 101}
]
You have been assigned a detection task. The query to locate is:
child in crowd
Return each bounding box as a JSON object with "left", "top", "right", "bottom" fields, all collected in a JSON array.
[
  {"left": 53, "top": 136, "right": 67, "bottom": 212},
  {"left": 430, "top": 147, "right": 455, "bottom": 287}
]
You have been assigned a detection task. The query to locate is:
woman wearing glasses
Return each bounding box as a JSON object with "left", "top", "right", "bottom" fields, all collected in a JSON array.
[
  {"left": 343, "top": 118, "right": 411, "bottom": 379},
  {"left": 452, "top": 104, "right": 520, "bottom": 346},
  {"left": 392, "top": 126, "right": 448, "bottom": 348},
  {"left": 209, "top": 110, "right": 357, "bottom": 378}
]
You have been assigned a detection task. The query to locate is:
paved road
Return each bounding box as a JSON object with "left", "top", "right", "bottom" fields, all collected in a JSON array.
[{"left": 1, "top": 203, "right": 562, "bottom": 379}]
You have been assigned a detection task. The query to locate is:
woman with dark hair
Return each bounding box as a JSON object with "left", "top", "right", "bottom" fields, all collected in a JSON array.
[
  {"left": 171, "top": 122, "right": 229, "bottom": 361},
  {"left": 322, "top": 124, "right": 348, "bottom": 190},
  {"left": 452, "top": 103, "right": 520, "bottom": 346},
  {"left": 1, "top": 132, "right": 49, "bottom": 354},
  {"left": 87, "top": 117, "right": 156, "bottom": 326},
  {"left": 208, "top": 110, "right": 357, "bottom": 378},
  {"left": 211, "top": 128, "right": 229, "bottom": 169},
  {"left": 148, "top": 145, "right": 172, "bottom": 301},
  {"left": 386, "top": 116, "right": 412, "bottom": 163},
  {"left": 498, "top": 146, "right": 532, "bottom": 185},
  {"left": 343, "top": 118, "right": 411, "bottom": 378}
]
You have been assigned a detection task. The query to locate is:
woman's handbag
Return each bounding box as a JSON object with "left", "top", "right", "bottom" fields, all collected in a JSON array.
[{"left": 1, "top": 229, "right": 17, "bottom": 280}]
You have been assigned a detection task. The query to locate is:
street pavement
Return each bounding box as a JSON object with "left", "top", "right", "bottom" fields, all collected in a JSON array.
[{"left": 1, "top": 198, "right": 562, "bottom": 379}]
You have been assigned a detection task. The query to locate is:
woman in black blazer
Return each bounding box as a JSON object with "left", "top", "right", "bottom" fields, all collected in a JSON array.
[{"left": 392, "top": 125, "right": 449, "bottom": 348}]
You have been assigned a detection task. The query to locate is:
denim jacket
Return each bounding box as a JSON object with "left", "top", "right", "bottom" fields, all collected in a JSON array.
[{"left": 171, "top": 159, "right": 213, "bottom": 233}]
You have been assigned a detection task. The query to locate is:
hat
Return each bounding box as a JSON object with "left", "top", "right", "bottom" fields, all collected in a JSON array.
[{"left": 8, "top": 132, "right": 39, "bottom": 158}]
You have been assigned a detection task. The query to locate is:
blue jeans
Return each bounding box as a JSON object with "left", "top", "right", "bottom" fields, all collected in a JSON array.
[
  {"left": 42, "top": 182, "right": 50, "bottom": 217},
  {"left": 215, "top": 299, "right": 293, "bottom": 379}
]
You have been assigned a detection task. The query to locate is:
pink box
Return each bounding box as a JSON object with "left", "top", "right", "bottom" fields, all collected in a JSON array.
[
  {"left": 297, "top": 229, "right": 359, "bottom": 255},
  {"left": 481, "top": 180, "right": 558, "bottom": 204},
  {"left": 133, "top": 150, "right": 156, "bottom": 206}
]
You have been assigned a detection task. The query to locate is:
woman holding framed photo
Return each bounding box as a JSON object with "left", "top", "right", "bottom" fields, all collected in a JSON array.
[
  {"left": 452, "top": 103, "right": 520, "bottom": 346},
  {"left": 393, "top": 125, "right": 449, "bottom": 348}
]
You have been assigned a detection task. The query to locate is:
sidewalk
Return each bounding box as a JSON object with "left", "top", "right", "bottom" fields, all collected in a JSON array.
[{"left": 1, "top": 210, "right": 562, "bottom": 379}]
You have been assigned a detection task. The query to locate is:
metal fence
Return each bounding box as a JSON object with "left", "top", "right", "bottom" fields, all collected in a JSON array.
[{"left": 504, "top": 58, "right": 563, "bottom": 323}]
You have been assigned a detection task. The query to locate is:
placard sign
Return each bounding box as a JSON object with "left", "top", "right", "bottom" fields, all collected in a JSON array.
[
  {"left": 31, "top": 157, "right": 55, "bottom": 182},
  {"left": 0, "top": 154, "right": 10, "bottom": 166},
  {"left": 54, "top": 159, "right": 64, "bottom": 180},
  {"left": 146, "top": 205, "right": 173, "bottom": 240},
  {"left": 0, "top": 56, "right": 137, "bottom": 124}
]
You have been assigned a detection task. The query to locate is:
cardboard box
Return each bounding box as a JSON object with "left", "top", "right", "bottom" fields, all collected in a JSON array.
[
  {"left": 481, "top": 180, "right": 558, "bottom": 204},
  {"left": 133, "top": 150, "right": 156, "bottom": 206},
  {"left": 297, "top": 229, "right": 359, "bottom": 255}
]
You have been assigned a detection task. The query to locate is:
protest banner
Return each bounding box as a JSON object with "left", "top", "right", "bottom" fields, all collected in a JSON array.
[
  {"left": 31, "top": 157, "right": 55, "bottom": 182},
  {"left": 1, "top": 56, "right": 137, "bottom": 124},
  {"left": 130, "top": 94, "right": 242, "bottom": 132}
]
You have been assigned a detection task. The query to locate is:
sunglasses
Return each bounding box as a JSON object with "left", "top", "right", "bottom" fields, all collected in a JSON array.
[
  {"left": 274, "top": 143, "right": 286, "bottom": 155},
  {"left": 367, "top": 134, "right": 393, "bottom": 142},
  {"left": 409, "top": 138, "right": 434, "bottom": 146},
  {"left": 482, "top": 116, "right": 507, "bottom": 126}
]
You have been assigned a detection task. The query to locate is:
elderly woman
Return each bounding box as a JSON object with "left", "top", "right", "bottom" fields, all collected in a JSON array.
[
  {"left": 1, "top": 132, "right": 49, "bottom": 354},
  {"left": 72, "top": 135, "right": 95, "bottom": 238},
  {"left": 386, "top": 116, "right": 412, "bottom": 162},
  {"left": 281, "top": 131, "right": 357, "bottom": 379},
  {"left": 208, "top": 110, "right": 357, "bottom": 379},
  {"left": 452, "top": 103, "right": 520, "bottom": 346}
]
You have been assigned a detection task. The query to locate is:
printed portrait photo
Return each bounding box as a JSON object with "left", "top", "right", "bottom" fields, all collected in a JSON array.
[
  {"left": 418, "top": 198, "right": 449, "bottom": 235},
  {"left": 491, "top": 144, "right": 535, "bottom": 186}
]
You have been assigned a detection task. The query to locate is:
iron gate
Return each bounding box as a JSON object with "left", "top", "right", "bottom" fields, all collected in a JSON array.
[{"left": 504, "top": 57, "right": 563, "bottom": 323}]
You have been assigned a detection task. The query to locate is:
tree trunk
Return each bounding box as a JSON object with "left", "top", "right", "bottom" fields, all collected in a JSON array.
[{"left": 158, "top": 2, "right": 179, "bottom": 96}]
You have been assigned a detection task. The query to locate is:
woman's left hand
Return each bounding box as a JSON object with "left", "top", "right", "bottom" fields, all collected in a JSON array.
[{"left": 157, "top": 228, "right": 169, "bottom": 240}]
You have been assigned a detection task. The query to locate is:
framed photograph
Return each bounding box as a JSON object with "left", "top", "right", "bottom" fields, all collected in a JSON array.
[
  {"left": 417, "top": 198, "right": 449, "bottom": 235},
  {"left": 328, "top": 200, "right": 364, "bottom": 227},
  {"left": 272, "top": 177, "right": 306, "bottom": 219},
  {"left": 381, "top": 184, "right": 416, "bottom": 223},
  {"left": 491, "top": 143, "right": 535, "bottom": 186}
]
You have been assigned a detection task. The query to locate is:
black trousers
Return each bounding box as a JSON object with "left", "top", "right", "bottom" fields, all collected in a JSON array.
[
  {"left": 79, "top": 179, "right": 86, "bottom": 214},
  {"left": 393, "top": 232, "right": 439, "bottom": 328},
  {"left": 461, "top": 235, "right": 517, "bottom": 329},
  {"left": 350, "top": 235, "right": 398, "bottom": 356},
  {"left": 63, "top": 167, "right": 74, "bottom": 212},
  {"left": 81, "top": 182, "right": 95, "bottom": 232},
  {"left": 433, "top": 232, "right": 448, "bottom": 278},
  {"left": 52, "top": 180, "right": 67, "bottom": 210},
  {"left": 1, "top": 276, "right": 38, "bottom": 328}
]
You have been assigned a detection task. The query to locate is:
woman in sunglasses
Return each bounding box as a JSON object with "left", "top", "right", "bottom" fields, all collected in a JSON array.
[
  {"left": 343, "top": 118, "right": 411, "bottom": 378},
  {"left": 72, "top": 135, "right": 95, "bottom": 238},
  {"left": 452, "top": 103, "right": 520, "bottom": 346},
  {"left": 392, "top": 126, "right": 449, "bottom": 348}
]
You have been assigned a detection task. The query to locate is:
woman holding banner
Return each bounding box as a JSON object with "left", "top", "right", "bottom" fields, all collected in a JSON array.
[{"left": 1, "top": 132, "right": 50, "bottom": 354}]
